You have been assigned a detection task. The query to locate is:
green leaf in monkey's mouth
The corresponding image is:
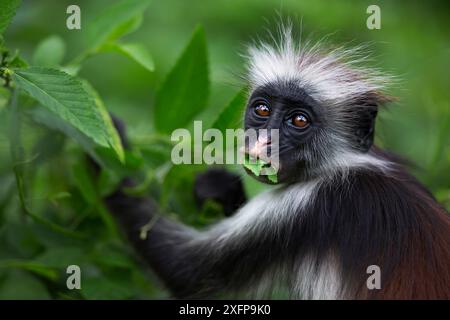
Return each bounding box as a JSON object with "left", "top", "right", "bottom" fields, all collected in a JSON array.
[{"left": 243, "top": 154, "right": 278, "bottom": 183}]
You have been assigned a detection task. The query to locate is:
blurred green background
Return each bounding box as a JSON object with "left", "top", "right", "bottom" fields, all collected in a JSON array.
[{"left": 0, "top": 0, "right": 448, "bottom": 299}]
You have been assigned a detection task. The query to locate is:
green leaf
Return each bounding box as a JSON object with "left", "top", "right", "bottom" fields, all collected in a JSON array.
[
  {"left": 29, "top": 105, "right": 137, "bottom": 177},
  {"left": 0, "top": 270, "right": 51, "bottom": 299},
  {"left": 72, "top": 162, "right": 98, "bottom": 205},
  {"left": 105, "top": 14, "right": 143, "bottom": 43},
  {"left": 101, "top": 42, "right": 154, "bottom": 72},
  {"left": 154, "top": 26, "right": 209, "bottom": 133},
  {"left": 140, "top": 142, "right": 172, "bottom": 167},
  {"left": 244, "top": 157, "right": 264, "bottom": 176},
  {"left": 32, "top": 35, "right": 66, "bottom": 66},
  {"left": 12, "top": 67, "right": 123, "bottom": 161},
  {"left": 243, "top": 155, "right": 278, "bottom": 184},
  {"left": 60, "top": 64, "right": 81, "bottom": 76},
  {"left": 35, "top": 247, "right": 86, "bottom": 268},
  {"left": 3, "top": 222, "right": 42, "bottom": 257},
  {"left": 91, "top": 243, "right": 135, "bottom": 268},
  {"left": 87, "top": 0, "right": 151, "bottom": 50},
  {"left": 211, "top": 88, "right": 247, "bottom": 132},
  {"left": 267, "top": 173, "right": 278, "bottom": 184},
  {"left": 0, "top": 260, "right": 58, "bottom": 280},
  {"left": 0, "top": 0, "right": 21, "bottom": 35},
  {"left": 8, "top": 49, "right": 28, "bottom": 68},
  {"left": 72, "top": 161, "right": 119, "bottom": 237}
]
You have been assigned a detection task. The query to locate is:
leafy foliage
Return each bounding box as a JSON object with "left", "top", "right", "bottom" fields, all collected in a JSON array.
[
  {"left": 32, "top": 36, "right": 66, "bottom": 67},
  {"left": 154, "top": 26, "right": 209, "bottom": 133},
  {"left": 12, "top": 67, "right": 124, "bottom": 161},
  {"left": 86, "top": 0, "right": 152, "bottom": 49},
  {"left": 0, "top": 0, "right": 159, "bottom": 299},
  {"left": 212, "top": 88, "right": 248, "bottom": 133},
  {"left": 0, "top": 0, "right": 21, "bottom": 35},
  {"left": 99, "top": 42, "right": 154, "bottom": 72}
]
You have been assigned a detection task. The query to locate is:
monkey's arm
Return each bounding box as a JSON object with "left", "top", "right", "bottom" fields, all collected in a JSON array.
[
  {"left": 106, "top": 180, "right": 267, "bottom": 298},
  {"left": 101, "top": 116, "right": 254, "bottom": 297}
]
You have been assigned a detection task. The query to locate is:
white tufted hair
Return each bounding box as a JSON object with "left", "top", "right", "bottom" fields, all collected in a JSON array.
[{"left": 245, "top": 23, "right": 392, "bottom": 107}]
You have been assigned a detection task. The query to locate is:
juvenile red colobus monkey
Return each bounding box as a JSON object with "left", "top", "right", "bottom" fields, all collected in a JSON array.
[{"left": 106, "top": 26, "right": 450, "bottom": 299}]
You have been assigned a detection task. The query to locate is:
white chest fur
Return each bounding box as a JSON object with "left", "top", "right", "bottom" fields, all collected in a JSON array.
[{"left": 206, "top": 180, "right": 344, "bottom": 299}]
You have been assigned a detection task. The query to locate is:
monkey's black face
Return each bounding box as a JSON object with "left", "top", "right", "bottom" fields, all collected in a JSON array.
[
  {"left": 244, "top": 82, "right": 323, "bottom": 184},
  {"left": 243, "top": 81, "right": 378, "bottom": 184}
]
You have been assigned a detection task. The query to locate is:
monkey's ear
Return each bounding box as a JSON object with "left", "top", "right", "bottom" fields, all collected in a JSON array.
[
  {"left": 353, "top": 93, "right": 393, "bottom": 152},
  {"left": 354, "top": 105, "right": 378, "bottom": 152}
]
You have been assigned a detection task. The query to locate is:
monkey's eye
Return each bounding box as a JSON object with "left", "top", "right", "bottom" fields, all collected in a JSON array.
[
  {"left": 291, "top": 113, "right": 310, "bottom": 128},
  {"left": 254, "top": 103, "right": 270, "bottom": 117}
]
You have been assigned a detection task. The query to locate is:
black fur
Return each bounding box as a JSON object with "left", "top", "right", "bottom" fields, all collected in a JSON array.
[
  {"left": 107, "top": 181, "right": 269, "bottom": 298},
  {"left": 103, "top": 82, "right": 449, "bottom": 298},
  {"left": 292, "top": 149, "right": 450, "bottom": 298},
  {"left": 106, "top": 149, "right": 450, "bottom": 298}
]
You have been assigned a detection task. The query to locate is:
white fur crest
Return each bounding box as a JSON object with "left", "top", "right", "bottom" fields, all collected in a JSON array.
[{"left": 246, "top": 25, "right": 392, "bottom": 107}]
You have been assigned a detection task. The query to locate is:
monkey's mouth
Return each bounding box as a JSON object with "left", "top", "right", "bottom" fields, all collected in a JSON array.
[
  {"left": 243, "top": 167, "right": 279, "bottom": 184},
  {"left": 242, "top": 154, "right": 279, "bottom": 184}
]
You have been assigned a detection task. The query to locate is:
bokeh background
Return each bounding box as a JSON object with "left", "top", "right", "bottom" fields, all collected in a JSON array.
[{"left": 0, "top": 0, "right": 448, "bottom": 299}]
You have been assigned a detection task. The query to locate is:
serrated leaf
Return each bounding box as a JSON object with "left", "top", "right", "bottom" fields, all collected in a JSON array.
[
  {"left": 32, "top": 35, "right": 66, "bottom": 66},
  {"left": 13, "top": 67, "right": 108, "bottom": 147},
  {"left": 154, "top": 26, "right": 209, "bottom": 133},
  {"left": 211, "top": 88, "right": 247, "bottom": 132},
  {"left": 0, "top": 0, "right": 21, "bottom": 35},
  {"left": 101, "top": 42, "right": 154, "bottom": 72},
  {"left": 12, "top": 67, "right": 123, "bottom": 161},
  {"left": 87, "top": 0, "right": 151, "bottom": 50}
]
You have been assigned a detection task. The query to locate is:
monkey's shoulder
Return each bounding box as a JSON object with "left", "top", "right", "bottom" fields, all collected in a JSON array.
[
  {"left": 317, "top": 168, "right": 434, "bottom": 205},
  {"left": 308, "top": 166, "right": 448, "bottom": 227}
]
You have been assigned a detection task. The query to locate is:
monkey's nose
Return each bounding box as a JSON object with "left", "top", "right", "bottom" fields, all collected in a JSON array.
[{"left": 247, "top": 137, "right": 271, "bottom": 159}]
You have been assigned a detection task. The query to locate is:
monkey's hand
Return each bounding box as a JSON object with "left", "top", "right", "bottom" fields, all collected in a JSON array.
[{"left": 194, "top": 168, "right": 247, "bottom": 216}]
